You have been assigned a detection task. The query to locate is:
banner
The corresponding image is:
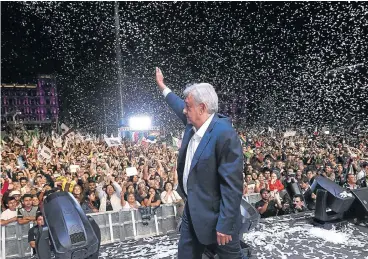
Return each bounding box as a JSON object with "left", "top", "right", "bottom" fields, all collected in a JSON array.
[
  {"left": 104, "top": 137, "right": 122, "bottom": 147},
  {"left": 70, "top": 165, "right": 80, "bottom": 173},
  {"left": 53, "top": 137, "right": 63, "bottom": 148},
  {"left": 126, "top": 167, "right": 138, "bottom": 176},
  {"left": 40, "top": 146, "right": 52, "bottom": 160},
  {"left": 39, "top": 146, "right": 52, "bottom": 161},
  {"left": 283, "top": 131, "right": 296, "bottom": 138}
]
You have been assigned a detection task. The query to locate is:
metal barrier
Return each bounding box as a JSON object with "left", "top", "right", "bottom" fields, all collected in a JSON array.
[
  {"left": 0, "top": 204, "right": 179, "bottom": 259},
  {"left": 243, "top": 193, "right": 261, "bottom": 206}
]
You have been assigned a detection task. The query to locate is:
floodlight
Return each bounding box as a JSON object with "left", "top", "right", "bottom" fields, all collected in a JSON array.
[{"left": 128, "top": 116, "right": 152, "bottom": 130}]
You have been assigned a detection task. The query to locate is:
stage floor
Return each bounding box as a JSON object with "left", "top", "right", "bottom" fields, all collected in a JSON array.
[
  {"left": 22, "top": 213, "right": 368, "bottom": 259},
  {"left": 98, "top": 213, "right": 368, "bottom": 259}
]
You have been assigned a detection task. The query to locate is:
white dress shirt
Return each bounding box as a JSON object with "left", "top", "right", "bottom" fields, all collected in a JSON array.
[{"left": 163, "top": 88, "right": 214, "bottom": 194}]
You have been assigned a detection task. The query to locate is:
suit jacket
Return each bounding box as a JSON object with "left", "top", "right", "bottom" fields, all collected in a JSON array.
[{"left": 165, "top": 92, "right": 243, "bottom": 245}]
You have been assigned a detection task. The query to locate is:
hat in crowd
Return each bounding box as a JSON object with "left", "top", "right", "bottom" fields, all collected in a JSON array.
[
  {"left": 9, "top": 190, "right": 21, "bottom": 197},
  {"left": 260, "top": 188, "right": 270, "bottom": 195}
]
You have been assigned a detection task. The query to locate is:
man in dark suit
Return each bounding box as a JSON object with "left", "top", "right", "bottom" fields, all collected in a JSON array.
[
  {"left": 299, "top": 177, "right": 316, "bottom": 210},
  {"left": 155, "top": 68, "right": 244, "bottom": 259}
]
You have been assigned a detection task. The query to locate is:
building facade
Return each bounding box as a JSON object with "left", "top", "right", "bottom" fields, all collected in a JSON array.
[{"left": 1, "top": 75, "right": 59, "bottom": 129}]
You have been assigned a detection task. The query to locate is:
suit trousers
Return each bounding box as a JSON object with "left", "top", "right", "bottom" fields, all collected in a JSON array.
[{"left": 177, "top": 202, "right": 245, "bottom": 259}]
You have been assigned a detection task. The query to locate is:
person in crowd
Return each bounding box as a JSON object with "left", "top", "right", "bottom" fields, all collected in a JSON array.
[
  {"left": 72, "top": 184, "right": 84, "bottom": 204},
  {"left": 299, "top": 177, "right": 316, "bottom": 210},
  {"left": 268, "top": 172, "right": 284, "bottom": 192},
  {"left": 86, "top": 179, "right": 97, "bottom": 194},
  {"left": 254, "top": 173, "right": 268, "bottom": 193},
  {"left": 124, "top": 184, "right": 136, "bottom": 201},
  {"left": 143, "top": 187, "right": 161, "bottom": 207},
  {"left": 31, "top": 195, "right": 40, "bottom": 212},
  {"left": 17, "top": 194, "right": 38, "bottom": 224},
  {"left": 9, "top": 190, "right": 22, "bottom": 209},
  {"left": 334, "top": 163, "right": 346, "bottom": 186},
  {"left": 160, "top": 182, "right": 183, "bottom": 204},
  {"left": 0, "top": 197, "right": 18, "bottom": 226},
  {"left": 243, "top": 174, "right": 256, "bottom": 195},
  {"left": 263, "top": 168, "right": 271, "bottom": 181},
  {"left": 343, "top": 173, "right": 359, "bottom": 190},
  {"left": 357, "top": 162, "right": 368, "bottom": 185},
  {"left": 291, "top": 194, "right": 308, "bottom": 213},
  {"left": 137, "top": 186, "right": 149, "bottom": 205},
  {"left": 28, "top": 212, "right": 44, "bottom": 256},
  {"left": 81, "top": 190, "right": 100, "bottom": 214},
  {"left": 121, "top": 193, "right": 141, "bottom": 210},
  {"left": 255, "top": 188, "right": 283, "bottom": 218},
  {"left": 306, "top": 170, "right": 315, "bottom": 185},
  {"left": 96, "top": 176, "right": 122, "bottom": 212}
]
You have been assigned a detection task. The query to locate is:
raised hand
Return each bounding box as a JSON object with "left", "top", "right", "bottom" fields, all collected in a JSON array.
[{"left": 155, "top": 67, "right": 166, "bottom": 91}]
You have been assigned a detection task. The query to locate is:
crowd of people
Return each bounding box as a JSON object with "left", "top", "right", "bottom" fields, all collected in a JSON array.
[
  {"left": 0, "top": 125, "right": 367, "bottom": 254},
  {"left": 239, "top": 131, "right": 368, "bottom": 217}
]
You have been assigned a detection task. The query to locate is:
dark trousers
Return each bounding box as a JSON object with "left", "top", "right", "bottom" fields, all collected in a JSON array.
[{"left": 177, "top": 203, "right": 245, "bottom": 259}]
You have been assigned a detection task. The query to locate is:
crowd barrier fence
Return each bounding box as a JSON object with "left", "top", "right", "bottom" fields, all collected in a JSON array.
[
  {"left": 0, "top": 196, "right": 260, "bottom": 259},
  {"left": 0, "top": 204, "right": 179, "bottom": 259}
]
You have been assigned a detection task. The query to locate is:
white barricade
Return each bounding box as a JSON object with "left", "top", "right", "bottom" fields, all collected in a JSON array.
[{"left": 0, "top": 204, "right": 179, "bottom": 258}]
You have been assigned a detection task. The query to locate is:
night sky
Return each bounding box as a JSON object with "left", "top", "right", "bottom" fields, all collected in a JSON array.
[{"left": 1, "top": 2, "right": 367, "bottom": 133}]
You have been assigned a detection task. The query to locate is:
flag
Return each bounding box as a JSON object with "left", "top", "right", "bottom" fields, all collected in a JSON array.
[
  {"left": 63, "top": 138, "right": 68, "bottom": 150},
  {"left": 14, "top": 137, "right": 24, "bottom": 146},
  {"left": 313, "top": 126, "right": 318, "bottom": 136},
  {"left": 141, "top": 137, "right": 149, "bottom": 148},
  {"left": 31, "top": 136, "right": 38, "bottom": 148},
  {"left": 53, "top": 137, "right": 63, "bottom": 148},
  {"left": 239, "top": 135, "right": 247, "bottom": 145},
  {"left": 60, "top": 123, "right": 70, "bottom": 135},
  {"left": 268, "top": 127, "right": 275, "bottom": 138}
]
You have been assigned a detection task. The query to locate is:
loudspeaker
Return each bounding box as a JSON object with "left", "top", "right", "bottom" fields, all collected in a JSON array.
[
  {"left": 314, "top": 189, "right": 344, "bottom": 222},
  {"left": 348, "top": 187, "right": 368, "bottom": 220},
  {"left": 239, "top": 197, "right": 261, "bottom": 234}
]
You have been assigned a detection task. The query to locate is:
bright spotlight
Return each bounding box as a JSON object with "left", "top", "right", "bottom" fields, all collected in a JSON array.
[{"left": 129, "top": 116, "right": 152, "bottom": 130}]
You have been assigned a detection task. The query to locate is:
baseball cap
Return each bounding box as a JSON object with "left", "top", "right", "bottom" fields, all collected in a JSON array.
[{"left": 9, "top": 190, "right": 21, "bottom": 197}]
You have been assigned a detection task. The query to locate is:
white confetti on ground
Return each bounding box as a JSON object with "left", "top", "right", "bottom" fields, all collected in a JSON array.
[{"left": 243, "top": 216, "right": 368, "bottom": 259}]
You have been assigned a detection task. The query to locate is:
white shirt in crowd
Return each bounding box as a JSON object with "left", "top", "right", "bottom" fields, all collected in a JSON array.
[
  {"left": 163, "top": 88, "right": 214, "bottom": 194},
  {"left": 96, "top": 181, "right": 123, "bottom": 212},
  {"left": 0, "top": 209, "right": 17, "bottom": 220},
  {"left": 356, "top": 170, "right": 366, "bottom": 181},
  {"left": 160, "top": 190, "right": 182, "bottom": 204},
  {"left": 122, "top": 201, "right": 141, "bottom": 210}
]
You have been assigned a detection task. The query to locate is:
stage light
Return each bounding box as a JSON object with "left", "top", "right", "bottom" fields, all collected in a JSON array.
[{"left": 129, "top": 116, "right": 152, "bottom": 130}]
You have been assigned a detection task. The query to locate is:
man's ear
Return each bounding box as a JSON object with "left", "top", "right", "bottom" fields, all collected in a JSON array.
[{"left": 200, "top": 103, "right": 206, "bottom": 113}]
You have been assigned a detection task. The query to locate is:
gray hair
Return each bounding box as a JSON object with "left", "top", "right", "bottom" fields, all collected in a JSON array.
[{"left": 183, "top": 83, "right": 218, "bottom": 114}]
